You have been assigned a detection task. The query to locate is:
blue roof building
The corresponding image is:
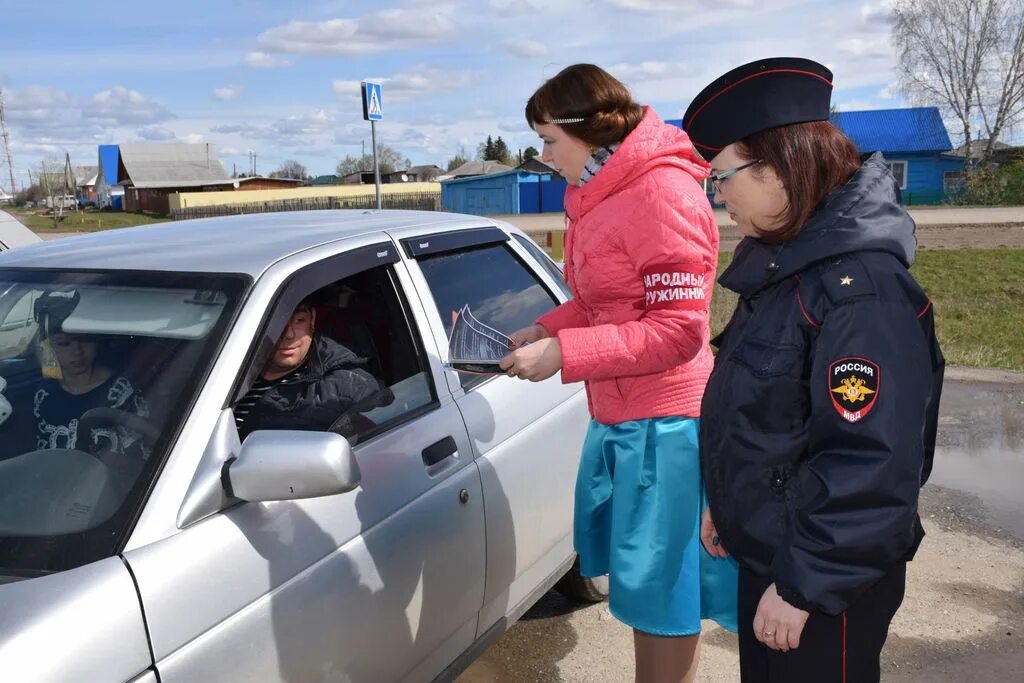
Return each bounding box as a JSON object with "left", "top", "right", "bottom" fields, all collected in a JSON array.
[
  {"left": 831, "top": 107, "right": 964, "bottom": 204},
  {"left": 96, "top": 144, "right": 124, "bottom": 210},
  {"left": 670, "top": 106, "right": 965, "bottom": 205}
]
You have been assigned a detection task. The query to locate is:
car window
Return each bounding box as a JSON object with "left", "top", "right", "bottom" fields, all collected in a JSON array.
[
  {"left": 511, "top": 233, "right": 571, "bottom": 298},
  {"left": 0, "top": 270, "right": 247, "bottom": 575},
  {"left": 416, "top": 243, "right": 560, "bottom": 389},
  {"left": 234, "top": 264, "right": 436, "bottom": 446}
]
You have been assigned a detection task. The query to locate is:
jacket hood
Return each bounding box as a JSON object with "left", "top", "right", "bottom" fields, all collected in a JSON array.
[
  {"left": 567, "top": 106, "right": 710, "bottom": 219},
  {"left": 719, "top": 152, "right": 917, "bottom": 296}
]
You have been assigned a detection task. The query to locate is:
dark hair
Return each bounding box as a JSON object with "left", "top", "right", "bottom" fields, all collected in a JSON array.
[
  {"left": 736, "top": 121, "right": 862, "bottom": 243},
  {"left": 525, "top": 64, "right": 645, "bottom": 148}
]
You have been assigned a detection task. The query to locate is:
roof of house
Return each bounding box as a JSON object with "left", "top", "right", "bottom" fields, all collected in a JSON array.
[
  {"left": 516, "top": 157, "right": 558, "bottom": 172},
  {"left": 448, "top": 160, "right": 514, "bottom": 177},
  {"left": 831, "top": 107, "right": 953, "bottom": 154},
  {"left": 118, "top": 143, "right": 229, "bottom": 189},
  {"left": 98, "top": 145, "right": 120, "bottom": 185},
  {"left": 309, "top": 174, "right": 341, "bottom": 185},
  {"left": 74, "top": 166, "right": 99, "bottom": 187}
]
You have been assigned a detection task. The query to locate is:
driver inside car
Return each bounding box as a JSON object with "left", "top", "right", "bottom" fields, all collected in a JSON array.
[{"left": 233, "top": 296, "right": 392, "bottom": 442}]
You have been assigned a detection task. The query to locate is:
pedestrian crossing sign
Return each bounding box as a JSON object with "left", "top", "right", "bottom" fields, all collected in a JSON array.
[{"left": 361, "top": 81, "right": 383, "bottom": 121}]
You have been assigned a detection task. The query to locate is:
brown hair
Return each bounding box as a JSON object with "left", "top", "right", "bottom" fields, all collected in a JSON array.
[
  {"left": 525, "top": 64, "right": 645, "bottom": 148},
  {"left": 736, "top": 121, "right": 862, "bottom": 243}
]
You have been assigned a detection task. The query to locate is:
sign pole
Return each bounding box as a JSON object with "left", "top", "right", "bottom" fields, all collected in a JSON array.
[
  {"left": 361, "top": 80, "right": 384, "bottom": 212},
  {"left": 371, "top": 119, "right": 381, "bottom": 211}
]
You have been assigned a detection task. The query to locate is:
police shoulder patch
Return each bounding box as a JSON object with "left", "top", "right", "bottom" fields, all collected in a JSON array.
[{"left": 828, "top": 357, "right": 880, "bottom": 423}]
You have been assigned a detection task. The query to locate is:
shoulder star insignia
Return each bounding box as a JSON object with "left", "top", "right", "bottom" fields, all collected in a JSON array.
[{"left": 840, "top": 276, "right": 853, "bottom": 286}]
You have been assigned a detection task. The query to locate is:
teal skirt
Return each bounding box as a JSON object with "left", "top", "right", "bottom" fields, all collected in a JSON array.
[{"left": 575, "top": 417, "right": 738, "bottom": 636}]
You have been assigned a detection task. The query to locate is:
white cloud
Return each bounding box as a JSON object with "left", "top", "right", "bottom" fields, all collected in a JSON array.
[
  {"left": 489, "top": 0, "right": 545, "bottom": 15},
  {"left": 180, "top": 133, "right": 205, "bottom": 144},
  {"left": 137, "top": 125, "right": 177, "bottom": 141},
  {"left": 837, "top": 36, "right": 891, "bottom": 58},
  {"left": 86, "top": 86, "right": 173, "bottom": 126},
  {"left": 861, "top": 0, "right": 894, "bottom": 27},
  {"left": 610, "top": 61, "right": 698, "bottom": 83},
  {"left": 332, "top": 66, "right": 481, "bottom": 103},
  {"left": 213, "top": 85, "right": 243, "bottom": 101},
  {"left": 245, "top": 51, "right": 292, "bottom": 69},
  {"left": 606, "top": 0, "right": 753, "bottom": 11},
  {"left": 502, "top": 39, "right": 550, "bottom": 59},
  {"left": 210, "top": 122, "right": 264, "bottom": 135},
  {"left": 256, "top": 9, "right": 457, "bottom": 57}
]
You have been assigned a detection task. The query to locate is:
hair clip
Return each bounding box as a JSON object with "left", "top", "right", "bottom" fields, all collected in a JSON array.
[{"left": 549, "top": 116, "right": 586, "bottom": 124}]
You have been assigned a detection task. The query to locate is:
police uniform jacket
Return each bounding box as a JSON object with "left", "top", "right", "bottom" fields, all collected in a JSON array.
[{"left": 700, "top": 153, "right": 944, "bottom": 616}]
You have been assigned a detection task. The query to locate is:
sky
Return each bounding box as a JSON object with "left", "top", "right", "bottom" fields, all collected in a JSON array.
[{"left": 0, "top": 0, "right": 938, "bottom": 184}]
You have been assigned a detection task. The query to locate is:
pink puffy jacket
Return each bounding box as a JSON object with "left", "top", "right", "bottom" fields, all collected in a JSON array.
[{"left": 537, "top": 106, "right": 719, "bottom": 425}]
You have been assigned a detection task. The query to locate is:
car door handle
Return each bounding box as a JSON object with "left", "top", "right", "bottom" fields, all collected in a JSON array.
[{"left": 422, "top": 436, "right": 457, "bottom": 467}]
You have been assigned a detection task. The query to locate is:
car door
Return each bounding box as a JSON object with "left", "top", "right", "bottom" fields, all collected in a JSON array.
[
  {"left": 124, "top": 241, "right": 486, "bottom": 683},
  {"left": 393, "top": 225, "right": 589, "bottom": 634}
]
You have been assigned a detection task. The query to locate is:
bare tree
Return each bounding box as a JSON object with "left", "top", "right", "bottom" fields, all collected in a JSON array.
[
  {"left": 38, "top": 157, "right": 75, "bottom": 229},
  {"left": 446, "top": 145, "right": 471, "bottom": 172},
  {"left": 336, "top": 144, "right": 410, "bottom": 177},
  {"left": 893, "top": 0, "right": 1024, "bottom": 164},
  {"left": 270, "top": 159, "right": 308, "bottom": 180},
  {"left": 978, "top": 0, "right": 1024, "bottom": 160}
]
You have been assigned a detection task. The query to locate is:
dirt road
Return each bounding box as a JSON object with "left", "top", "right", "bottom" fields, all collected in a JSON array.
[{"left": 458, "top": 371, "right": 1024, "bottom": 682}]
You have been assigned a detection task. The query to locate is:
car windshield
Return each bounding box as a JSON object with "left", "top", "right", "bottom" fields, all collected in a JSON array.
[{"left": 0, "top": 268, "right": 248, "bottom": 575}]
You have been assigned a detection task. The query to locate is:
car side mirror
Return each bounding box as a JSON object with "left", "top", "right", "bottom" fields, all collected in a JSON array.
[{"left": 225, "top": 430, "right": 360, "bottom": 502}]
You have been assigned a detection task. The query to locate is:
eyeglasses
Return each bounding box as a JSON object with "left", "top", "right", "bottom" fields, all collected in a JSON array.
[{"left": 709, "top": 159, "right": 762, "bottom": 192}]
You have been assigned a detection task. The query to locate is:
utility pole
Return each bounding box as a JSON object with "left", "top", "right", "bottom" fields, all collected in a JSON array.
[{"left": 0, "top": 88, "right": 17, "bottom": 195}]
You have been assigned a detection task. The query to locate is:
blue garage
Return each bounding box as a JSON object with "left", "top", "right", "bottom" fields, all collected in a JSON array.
[{"left": 441, "top": 169, "right": 567, "bottom": 216}]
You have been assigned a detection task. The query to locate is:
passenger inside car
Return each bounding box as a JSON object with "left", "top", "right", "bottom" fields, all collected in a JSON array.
[{"left": 233, "top": 296, "right": 393, "bottom": 441}]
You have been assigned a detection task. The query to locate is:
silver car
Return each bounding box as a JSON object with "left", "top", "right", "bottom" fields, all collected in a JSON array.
[
  {"left": 0, "top": 209, "right": 42, "bottom": 251},
  {"left": 0, "top": 211, "right": 604, "bottom": 683}
]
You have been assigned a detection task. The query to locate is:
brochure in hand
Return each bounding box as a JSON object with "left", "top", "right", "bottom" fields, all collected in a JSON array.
[{"left": 446, "top": 305, "right": 514, "bottom": 375}]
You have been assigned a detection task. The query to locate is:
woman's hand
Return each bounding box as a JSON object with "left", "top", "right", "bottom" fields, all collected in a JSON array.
[
  {"left": 499, "top": 337, "right": 562, "bottom": 382},
  {"left": 700, "top": 507, "right": 729, "bottom": 558},
  {"left": 753, "top": 583, "right": 810, "bottom": 652},
  {"left": 508, "top": 324, "right": 549, "bottom": 349}
]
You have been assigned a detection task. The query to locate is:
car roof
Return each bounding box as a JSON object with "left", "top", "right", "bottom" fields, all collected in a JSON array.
[
  {"left": 0, "top": 210, "right": 501, "bottom": 277},
  {"left": 0, "top": 209, "right": 43, "bottom": 250}
]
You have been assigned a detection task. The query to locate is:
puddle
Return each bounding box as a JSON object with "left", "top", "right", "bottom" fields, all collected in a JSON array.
[{"left": 929, "top": 379, "right": 1024, "bottom": 539}]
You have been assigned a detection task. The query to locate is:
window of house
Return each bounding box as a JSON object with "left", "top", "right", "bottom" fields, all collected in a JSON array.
[
  {"left": 416, "top": 243, "right": 560, "bottom": 389},
  {"left": 886, "top": 160, "right": 908, "bottom": 189}
]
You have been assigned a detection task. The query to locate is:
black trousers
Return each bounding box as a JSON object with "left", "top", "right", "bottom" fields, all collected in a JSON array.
[{"left": 738, "top": 563, "right": 906, "bottom": 683}]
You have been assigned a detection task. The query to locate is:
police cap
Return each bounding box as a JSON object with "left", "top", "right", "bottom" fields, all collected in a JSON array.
[{"left": 683, "top": 57, "right": 834, "bottom": 162}]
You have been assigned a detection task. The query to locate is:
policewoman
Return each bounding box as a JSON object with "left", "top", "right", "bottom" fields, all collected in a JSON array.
[{"left": 684, "top": 58, "right": 944, "bottom": 682}]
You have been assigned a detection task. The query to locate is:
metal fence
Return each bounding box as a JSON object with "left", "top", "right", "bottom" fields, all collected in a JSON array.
[{"left": 171, "top": 191, "right": 441, "bottom": 221}]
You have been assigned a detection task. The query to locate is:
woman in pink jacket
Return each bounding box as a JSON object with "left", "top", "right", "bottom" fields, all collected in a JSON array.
[{"left": 501, "top": 64, "right": 736, "bottom": 682}]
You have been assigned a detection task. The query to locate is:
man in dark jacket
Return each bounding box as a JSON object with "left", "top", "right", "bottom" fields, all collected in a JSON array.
[{"left": 234, "top": 300, "right": 390, "bottom": 441}]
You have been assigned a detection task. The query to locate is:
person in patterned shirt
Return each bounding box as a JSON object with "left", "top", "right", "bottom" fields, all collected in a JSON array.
[{"left": 32, "top": 331, "right": 150, "bottom": 459}]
